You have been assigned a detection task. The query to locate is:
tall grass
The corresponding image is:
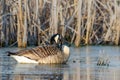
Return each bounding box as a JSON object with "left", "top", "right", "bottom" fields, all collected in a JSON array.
[{"left": 0, "top": 0, "right": 120, "bottom": 47}]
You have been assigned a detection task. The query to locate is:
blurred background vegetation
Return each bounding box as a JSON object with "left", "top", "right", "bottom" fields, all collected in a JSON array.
[{"left": 0, "top": 0, "right": 120, "bottom": 47}]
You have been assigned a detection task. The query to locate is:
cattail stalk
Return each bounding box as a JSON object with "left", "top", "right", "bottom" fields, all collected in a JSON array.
[
  {"left": 85, "top": 0, "right": 92, "bottom": 44},
  {"left": 23, "top": 0, "right": 28, "bottom": 47},
  {"left": 17, "top": 0, "right": 23, "bottom": 47},
  {"left": 50, "top": 0, "right": 58, "bottom": 35},
  {"left": 74, "top": 0, "right": 82, "bottom": 47}
]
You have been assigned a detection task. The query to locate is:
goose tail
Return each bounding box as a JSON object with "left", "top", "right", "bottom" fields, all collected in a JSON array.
[{"left": 6, "top": 51, "right": 17, "bottom": 56}]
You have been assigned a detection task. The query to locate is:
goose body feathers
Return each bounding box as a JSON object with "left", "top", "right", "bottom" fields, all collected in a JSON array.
[
  {"left": 8, "top": 33, "right": 70, "bottom": 64},
  {"left": 8, "top": 45, "right": 70, "bottom": 64}
]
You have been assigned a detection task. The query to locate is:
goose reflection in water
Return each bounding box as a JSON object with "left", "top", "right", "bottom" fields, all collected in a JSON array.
[{"left": 2, "top": 63, "right": 70, "bottom": 80}]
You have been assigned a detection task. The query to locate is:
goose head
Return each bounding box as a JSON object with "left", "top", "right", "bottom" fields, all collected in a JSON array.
[
  {"left": 50, "top": 34, "right": 70, "bottom": 54},
  {"left": 50, "top": 33, "right": 63, "bottom": 48}
]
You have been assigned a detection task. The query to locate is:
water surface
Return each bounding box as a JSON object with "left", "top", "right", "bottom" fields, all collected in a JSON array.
[{"left": 0, "top": 46, "right": 120, "bottom": 80}]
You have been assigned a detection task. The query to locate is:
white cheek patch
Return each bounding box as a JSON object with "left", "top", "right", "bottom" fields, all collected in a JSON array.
[{"left": 54, "top": 35, "right": 59, "bottom": 43}]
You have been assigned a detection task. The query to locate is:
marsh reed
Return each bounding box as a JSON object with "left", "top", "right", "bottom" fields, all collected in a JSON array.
[{"left": 0, "top": 0, "right": 120, "bottom": 47}]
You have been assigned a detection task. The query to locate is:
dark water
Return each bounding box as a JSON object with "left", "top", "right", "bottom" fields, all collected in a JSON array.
[{"left": 0, "top": 46, "right": 120, "bottom": 80}]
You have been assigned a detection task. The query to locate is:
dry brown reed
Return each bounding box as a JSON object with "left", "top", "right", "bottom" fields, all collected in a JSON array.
[{"left": 0, "top": 0, "right": 120, "bottom": 47}]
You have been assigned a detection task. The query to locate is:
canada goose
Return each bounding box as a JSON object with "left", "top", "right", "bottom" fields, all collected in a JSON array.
[{"left": 7, "top": 34, "right": 70, "bottom": 64}]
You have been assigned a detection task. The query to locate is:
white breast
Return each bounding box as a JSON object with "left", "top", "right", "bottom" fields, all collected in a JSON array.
[{"left": 63, "top": 45, "right": 70, "bottom": 55}]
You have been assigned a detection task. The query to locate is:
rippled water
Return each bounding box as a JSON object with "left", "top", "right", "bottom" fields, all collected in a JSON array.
[{"left": 0, "top": 46, "right": 120, "bottom": 80}]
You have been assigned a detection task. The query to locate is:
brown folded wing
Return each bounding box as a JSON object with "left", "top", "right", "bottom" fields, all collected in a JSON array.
[{"left": 12, "top": 45, "right": 61, "bottom": 61}]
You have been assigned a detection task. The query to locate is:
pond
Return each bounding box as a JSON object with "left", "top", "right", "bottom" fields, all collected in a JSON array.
[{"left": 0, "top": 46, "right": 120, "bottom": 80}]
